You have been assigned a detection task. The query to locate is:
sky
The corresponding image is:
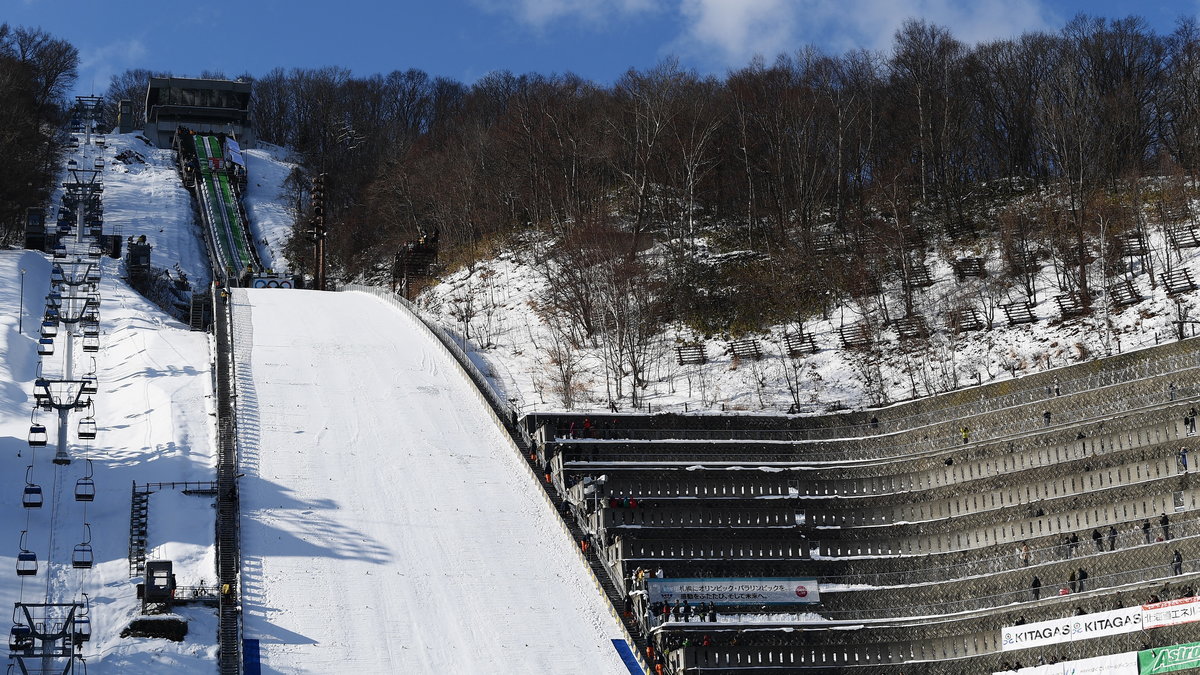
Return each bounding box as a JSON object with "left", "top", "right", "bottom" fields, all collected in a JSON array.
[{"left": 7, "top": 0, "right": 1200, "bottom": 97}]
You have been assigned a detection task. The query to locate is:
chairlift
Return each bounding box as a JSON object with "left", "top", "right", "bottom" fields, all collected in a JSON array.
[
  {"left": 28, "top": 411, "right": 48, "bottom": 448},
  {"left": 75, "top": 460, "right": 95, "bottom": 502},
  {"left": 78, "top": 414, "right": 97, "bottom": 441},
  {"left": 8, "top": 623, "right": 32, "bottom": 651},
  {"left": 37, "top": 338, "right": 54, "bottom": 357},
  {"left": 33, "top": 377, "right": 51, "bottom": 406},
  {"left": 16, "top": 532, "right": 37, "bottom": 577},
  {"left": 82, "top": 335, "right": 99, "bottom": 353},
  {"left": 73, "top": 614, "right": 91, "bottom": 644},
  {"left": 52, "top": 247, "right": 67, "bottom": 259},
  {"left": 22, "top": 467, "right": 42, "bottom": 509},
  {"left": 72, "top": 525, "right": 93, "bottom": 570},
  {"left": 46, "top": 292, "right": 62, "bottom": 308},
  {"left": 40, "top": 320, "right": 58, "bottom": 339},
  {"left": 81, "top": 360, "right": 98, "bottom": 395}
]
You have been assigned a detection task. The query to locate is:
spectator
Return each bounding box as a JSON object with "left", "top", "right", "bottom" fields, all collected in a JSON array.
[
  {"left": 1078, "top": 568, "right": 1088, "bottom": 592},
  {"left": 682, "top": 599, "right": 692, "bottom": 623},
  {"left": 1069, "top": 532, "right": 1080, "bottom": 557},
  {"left": 707, "top": 602, "right": 717, "bottom": 622},
  {"left": 1054, "top": 377, "right": 1061, "bottom": 396},
  {"left": 1143, "top": 520, "right": 1153, "bottom": 545},
  {"left": 960, "top": 425, "right": 970, "bottom": 445},
  {"left": 1020, "top": 542, "right": 1032, "bottom": 566},
  {"left": 870, "top": 416, "right": 879, "bottom": 429},
  {"left": 1108, "top": 525, "right": 1118, "bottom": 551},
  {"left": 1068, "top": 570, "right": 1077, "bottom": 593},
  {"left": 1161, "top": 513, "right": 1172, "bottom": 541},
  {"left": 672, "top": 601, "right": 681, "bottom": 622},
  {"left": 1092, "top": 528, "right": 1103, "bottom": 553},
  {"left": 1059, "top": 537, "right": 1071, "bottom": 559},
  {"left": 1043, "top": 410, "right": 1052, "bottom": 426},
  {"left": 1174, "top": 550, "right": 1184, "bottom": 576},
  {"left": 1180, "top": 447, "right": 1190, "bottom": 472},
  {"left": 1031, "top": 576, "right": 1041, "bottom": 601}
]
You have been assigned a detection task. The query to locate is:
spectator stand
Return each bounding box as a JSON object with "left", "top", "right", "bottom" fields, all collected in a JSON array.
[
  {"left": 1168, "top": 223, "right": 1200, "bottom": 249},
  {"left": 947, "top": 306, "right": 985, "bottom": 333},
  {"left": 1001, "top": 300, "right": 1037, "bottom": 326},
  {"left": 727, "top": 338, "right": 762, "bottom": 361},
  {"left": 839, "top": 322, "right": 873, "bottom": 350},
  {"left": 1109, "top": 278, "right": 1142, "bottom": 308},
  {"left": 674, "top": 342, "right": 707, "bottom": 366},
  {"left": 1162, "top": 268, "right": 1197, "bottom": 295},
  {"left": 782, "top": 329, "right": 819, "bottom": 357},
  {"left": 893, "top": 315, "right": 928, "bottom": 341},
  {"left": 952, "top": 257, "right": 986, "bottom": 282},
  {"left": 1054, "top": 292, "right": 1086, "bottom": 319}
]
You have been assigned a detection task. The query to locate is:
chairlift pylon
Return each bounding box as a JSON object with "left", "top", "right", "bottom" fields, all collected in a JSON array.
[
  {"left": 75, "top": 459, "right": 95, "bottom": 502},
  {"left": 72, "top": 524, "right": 93, "bottom": 570},
  {"left": 16, "top": 531, "right": 37, "bottom": 577},
  {"left": 22, "top": 467, "right": 42, "bottom": 509}
]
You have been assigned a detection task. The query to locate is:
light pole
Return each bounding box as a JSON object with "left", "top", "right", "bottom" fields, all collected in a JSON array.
[{"left": 18, "top": 268, "right": 26, "bottom": 334}]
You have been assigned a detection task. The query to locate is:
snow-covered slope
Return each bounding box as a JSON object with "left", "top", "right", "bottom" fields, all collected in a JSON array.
[{"left": 235, "top": 288, "right": 631, "bottom": 673}]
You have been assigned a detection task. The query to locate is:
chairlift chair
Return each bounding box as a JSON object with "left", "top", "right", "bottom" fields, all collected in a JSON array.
[
  {"left": 82, "top": 335, "right": 99, "bottom": 353},
  {"left": 78, "top": 415, "right": 97, "bottom": 441},
  {"left": 28, "top": 410, "right": 48, "bottom": 447},
  {"left": 72, "top": 525, "right": 93, "bottom": 570},
  {"left": 46, "top": 292, "right": 62, "bottom": 308},
  {"left": 16, "top": 532, "right": 37, "bottom": 577},
  {"left": 37, "top": 338, "right": 54, "bottom": 356},
  {"left": 22, "top": 468, "right": 42, "bottom": 509},
  {"left": 33, "top": 378, "right": 51, "bottom": 406},
  {"left": 40, "top": 320, "right": 58, "bottom": 339},
  {"left": 73, "top": 614, "right": 91, "bottom": 643},
  {"left": 75, "top": 464, "right": 95, "bottom": 502},
  {"left": 8, "top": 623, "right": 33, "bottom": 651}
]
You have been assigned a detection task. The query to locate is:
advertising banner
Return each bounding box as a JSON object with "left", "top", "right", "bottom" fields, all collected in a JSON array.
[
  {"left": 1142, "top": 596, "right": 1200, "bottom": 630},
  {"left": 1139, "top": 641, "right": 1200, "bottom": 674},
  {"left": 1001, "top": 606, "right": 1142, "bottom": 651},
  {"left": 647, "top": 578, "right": 819, "bottom": 605},
  {"left": 991, "top": 651, "right": 1137, "bottom": 675}
]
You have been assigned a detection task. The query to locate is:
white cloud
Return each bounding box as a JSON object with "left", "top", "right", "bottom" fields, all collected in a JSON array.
[
  {"left": 676, "top": 0, "right": 796, "bottom": 65},
  {"left": 78, "top": 39, "right": 147, "bottom": 94},
  {"left": 473, "top": 0, "right": 663, "bottom": 28},
  {"left": 670, "top": 0, "right": 1059, "bottom": 70}
]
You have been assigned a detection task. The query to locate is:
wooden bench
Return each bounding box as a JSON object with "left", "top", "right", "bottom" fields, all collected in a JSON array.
[
  {"left": 952, "top": 257, "right": 986, "bottom": 281},
  {"left": 1054, "top": 292, "right": 1086, "bottom": 318},
  {"left": 728, "top": 338, "right": 762, "bottom": 361},
  {"left": 782, "top": 330, "right": 818, "bottom": 356},
  {"left": 1109, "top": 279, "right": 1142, "bottom": 307},
  {"left": 839, "top": 322, "right": 873, "bottom": 349},
  {"left": 894, "top": 315, "right": 927, "bottom": 340},
  {"left": 675, "top": 343, "right": 706, "bottom": 366},
  {"left": 1162, "top": 268, "right": 1197, "bottom": 295}
]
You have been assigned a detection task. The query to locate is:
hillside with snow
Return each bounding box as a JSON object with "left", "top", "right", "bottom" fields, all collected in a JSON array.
[{"left": 416, "top": 224, "right": 1200, "bottom": 419}]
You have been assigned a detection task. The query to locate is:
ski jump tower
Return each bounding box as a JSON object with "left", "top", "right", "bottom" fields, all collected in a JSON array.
[{"left": 143, "top": 77, "right": 254, "bottom": 150}]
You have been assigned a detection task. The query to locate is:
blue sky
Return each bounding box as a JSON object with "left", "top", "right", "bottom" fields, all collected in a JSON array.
[{"left": 8, "top": 0, "right": 1198, "bottom": 96}]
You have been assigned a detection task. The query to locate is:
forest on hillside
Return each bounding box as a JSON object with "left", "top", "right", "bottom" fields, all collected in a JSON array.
[
  {"left": 70, "top": 16, "right": 1200, "bottom": 345},
  {"left": 0, "top": 23, "right": 77, "bottom": 239}
]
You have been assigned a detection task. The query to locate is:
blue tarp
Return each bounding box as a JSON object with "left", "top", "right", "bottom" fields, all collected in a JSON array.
[
  {"left": 612, "top": 639, "right": 643, "bottom": 675},
  {"left": 243, "top": 638, "right": 261, "bottom": 675}
]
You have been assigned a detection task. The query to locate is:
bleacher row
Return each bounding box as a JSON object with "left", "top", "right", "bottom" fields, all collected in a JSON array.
[{"left": 525, "top": 337, "right": 1200, "bottom": 673}]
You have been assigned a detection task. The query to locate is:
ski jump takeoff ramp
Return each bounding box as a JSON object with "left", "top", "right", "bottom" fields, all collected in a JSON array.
[{"left": 233, "top": 288, "right": 631, "bottom": 674}]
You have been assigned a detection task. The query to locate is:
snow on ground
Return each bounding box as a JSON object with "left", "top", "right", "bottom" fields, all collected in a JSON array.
[
  {"left": 235, "top": 288, "right": 631, "bottom": 674},
  {"left": 241, "top": 144, "right": 299, "bottom": 274},
  {"left": 97, "top": 132, "right": 212, "bottom": 288},
  {"left": 0, "top": 245, "right": 216, "bottom": 670}
]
